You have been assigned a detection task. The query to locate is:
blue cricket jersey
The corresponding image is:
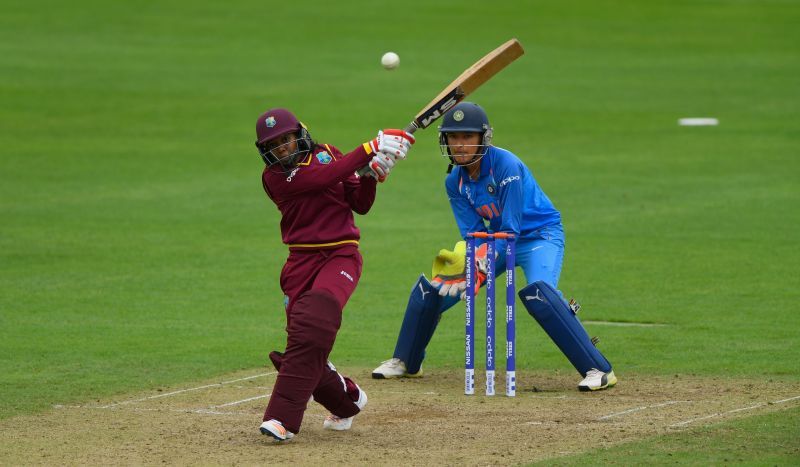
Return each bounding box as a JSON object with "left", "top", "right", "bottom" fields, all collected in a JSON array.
[{"left": 445, "top": 146, "right": 561, "bottom": 252}]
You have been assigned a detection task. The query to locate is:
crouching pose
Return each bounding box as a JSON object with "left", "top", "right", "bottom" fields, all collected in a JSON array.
[
  {"left": 371, "top": 102, "right": 617, "bottom": 391},
  {"left": 254, "top": 107, "right": 415, "bottom": 441}
]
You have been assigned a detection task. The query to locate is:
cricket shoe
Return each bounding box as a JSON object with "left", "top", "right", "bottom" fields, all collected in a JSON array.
[
  {"left": 578, "top": 369, "right": 617, "bottom": 392},
  {"left": 259, "top": 419, "right": 295, "bottom": 442},
  {"left": 323, "top": 384, "right": 368, "bottom": 431},
  {"left": 371, "top": 358, "right": 423, "bottom": 379}
]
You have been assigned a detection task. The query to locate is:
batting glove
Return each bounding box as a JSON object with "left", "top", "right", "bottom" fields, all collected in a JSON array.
[
  {"left": 369, "top": 129, "right": 415, "bottom": 161},
  {"left": 368, "top": 152, "right": 396, "bottom": 181}
]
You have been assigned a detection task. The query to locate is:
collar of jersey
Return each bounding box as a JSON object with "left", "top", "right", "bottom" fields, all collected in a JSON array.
[{"left": 459, "top": 146, "right": 495, "bottom": 183}]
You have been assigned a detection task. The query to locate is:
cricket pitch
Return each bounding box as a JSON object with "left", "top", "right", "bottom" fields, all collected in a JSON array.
[{"left": 1, "top": 369, "right": 799, "bottom": 465}]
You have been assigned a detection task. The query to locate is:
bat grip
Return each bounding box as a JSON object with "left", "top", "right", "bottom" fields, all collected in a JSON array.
[{"left": 404, "top": 122, "right": 419, "bottom": 134}]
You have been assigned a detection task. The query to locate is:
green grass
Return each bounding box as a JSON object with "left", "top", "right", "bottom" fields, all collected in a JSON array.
[
  {"left": 1, "top": 0, "right": 799, "bottom": 461},
  {"left": 536, "top": 406, "right": 800, "bottom": 466}
]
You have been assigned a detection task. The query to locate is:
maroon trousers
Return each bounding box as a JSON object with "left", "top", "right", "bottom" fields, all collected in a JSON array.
[{"left": 263, "top": 245, "right": 363, "bottom": 433}]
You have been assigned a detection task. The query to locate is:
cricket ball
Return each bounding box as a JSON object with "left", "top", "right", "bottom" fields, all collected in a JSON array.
[{"left": 381, "top": 52, "right": 400, "bottom": 70}]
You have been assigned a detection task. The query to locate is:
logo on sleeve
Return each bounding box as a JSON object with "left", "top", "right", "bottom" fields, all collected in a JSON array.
[
  {"left": 316, "top": 151, "right": 332, "bottom": 164},
  {"left": 499, "top": 175, "right": 520, "bottom": 187}
]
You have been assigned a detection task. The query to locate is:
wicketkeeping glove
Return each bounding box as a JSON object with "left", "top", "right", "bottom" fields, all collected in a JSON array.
[{"left": 430, "top": 241, "right": 488, "bottom": 299}]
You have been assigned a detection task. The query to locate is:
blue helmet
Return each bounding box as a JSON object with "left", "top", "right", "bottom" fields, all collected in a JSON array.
[{"left": 438, "top": 102, "right": 493, "bottom": 167}]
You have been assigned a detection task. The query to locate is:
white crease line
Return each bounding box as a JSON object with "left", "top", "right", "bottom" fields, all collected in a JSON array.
[
  {"left": 598, "top": 405, "right": 646, "bottom": 420},
  {"left": 99, "top": 372, "right": 277, "bottom": 408},
  {"left": 775, "top": 395, "right": 800, "bottom": 404},
  {"left": 54, "top": 404, "right": 251, "bottom": 416},
  {"left": 210, "top": 394, "right": 270, "bottom": 408},
  {"left": 598, "top": 401, "right": 683, "bottom": 420},
  {"left": 137, "top": 407, "right": 251, "bottom": 416},
  {"left": 191, "top": 408, "right": 252, "bottom": 416},
  {"left": 728, "top": 403, "right": 764, "bottom": 414},
  {"left": 669, "top": 394, "right": 800, "bottom": 428},
  {"left": 524, "top": 401, "right": 684, "bottom": 426},
  {"left": 671, "top": 413, "right": 719, "bottom": 427}
]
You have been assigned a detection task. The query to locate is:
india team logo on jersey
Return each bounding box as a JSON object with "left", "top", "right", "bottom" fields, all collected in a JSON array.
[
  {"left": 265, "top": 116, "right": 276, "bottom": 128},
  {"left": 316, "top": 151, "right": 332, "bottom": 164}
]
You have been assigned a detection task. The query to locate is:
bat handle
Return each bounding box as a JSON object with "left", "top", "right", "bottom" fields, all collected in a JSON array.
[
  {"left": 404, "top": 121, "right": 419, "bottom": 134},
  {"left": 357, "top": 121, "right": 419, "bottom": 178}
]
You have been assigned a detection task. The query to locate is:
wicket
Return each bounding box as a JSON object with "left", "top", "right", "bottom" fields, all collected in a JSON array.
[{"left": 465, "top": 232, "right": 516, "bottom": 397}]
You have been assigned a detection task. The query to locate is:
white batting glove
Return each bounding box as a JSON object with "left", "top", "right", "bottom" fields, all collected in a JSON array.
[
  {"left": 369, "top": 129, "right": 415, "bottom": 161},
  {"left": 368, "top": 152, "right": 396, "bottom": 180}
]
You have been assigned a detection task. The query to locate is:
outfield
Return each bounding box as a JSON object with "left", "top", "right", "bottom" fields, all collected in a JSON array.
[{"left": 1, "top": 0, "right": 798, "bottom": 464}]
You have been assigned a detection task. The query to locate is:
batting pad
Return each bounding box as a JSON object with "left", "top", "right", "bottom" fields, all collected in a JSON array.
[
  {"left": 519, "top": 281, "right": 612, "bottom": 376},
  {"left": 393, "top": 274, "right": 444, "bottom": 374}
]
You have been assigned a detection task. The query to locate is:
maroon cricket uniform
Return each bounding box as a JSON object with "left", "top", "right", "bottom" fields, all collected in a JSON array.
[{"left": 261, "top": 142, "right": 377, "bottom": 433}]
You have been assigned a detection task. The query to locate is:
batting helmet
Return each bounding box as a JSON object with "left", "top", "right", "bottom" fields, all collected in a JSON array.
[
  {"left": 254, "top": 108, "right": 313, "bottom": 167},
  {"left": 438, "top": 102, "right": 493, "bottom": 167}
]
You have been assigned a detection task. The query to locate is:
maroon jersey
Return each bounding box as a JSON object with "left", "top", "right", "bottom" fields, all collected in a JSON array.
[{"left": 262, "top": 142, "right": 377, "bottom": 250}]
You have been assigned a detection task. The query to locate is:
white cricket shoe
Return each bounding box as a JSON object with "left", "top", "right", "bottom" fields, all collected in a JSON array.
[
  {"left": 259, "top": 419, "right": 295, "bottom": 441},
  {"left": 371, "top": 358, "right": 423, "bottom": 379},
  {"left": 578, "top": 369, "right": 617, "bottom": 391},
  {"left": 323, "top": 385, "right": 368, "bottom": 431}
]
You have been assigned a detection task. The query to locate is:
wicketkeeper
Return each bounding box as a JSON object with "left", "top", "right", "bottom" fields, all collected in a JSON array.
[{"left": 372, "top": 102, "right": 617, "bottom": 391}]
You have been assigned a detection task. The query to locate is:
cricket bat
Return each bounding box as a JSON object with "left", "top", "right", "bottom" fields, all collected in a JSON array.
[{"left": 359, "top": 38, "right": 525, "bottom": 177}]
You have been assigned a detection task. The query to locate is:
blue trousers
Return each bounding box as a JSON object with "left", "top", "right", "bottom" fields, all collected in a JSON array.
[{"left": 392, "top": 224, "right": 565, "bottom": 371}]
